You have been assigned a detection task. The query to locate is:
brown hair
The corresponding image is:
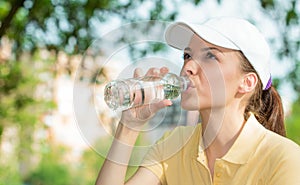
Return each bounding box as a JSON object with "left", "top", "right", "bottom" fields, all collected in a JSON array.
[{"left": 239, "top": 52, "right": 286, "bottom": 137}]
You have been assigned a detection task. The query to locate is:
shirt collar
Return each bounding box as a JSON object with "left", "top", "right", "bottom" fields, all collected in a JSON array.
[
  {"left": 222, "top": 113, "right": 267, "bottom": 164},
  {"left": 197, "top": 113, "right": 267, "bottom": 165}
]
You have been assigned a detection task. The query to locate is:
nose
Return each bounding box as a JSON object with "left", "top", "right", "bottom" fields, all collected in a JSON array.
[{"left": 181, "top": 59, "right": 199, "bottom": 77}]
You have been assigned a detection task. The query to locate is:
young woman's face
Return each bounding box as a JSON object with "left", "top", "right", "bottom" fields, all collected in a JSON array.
[{"left": 180, "top": 34, "right": 244, "bottom": 111}]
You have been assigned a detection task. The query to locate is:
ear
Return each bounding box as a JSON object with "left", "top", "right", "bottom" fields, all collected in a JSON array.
[{"left": 238, "top": 73, "right": 258, "bottom": 93}]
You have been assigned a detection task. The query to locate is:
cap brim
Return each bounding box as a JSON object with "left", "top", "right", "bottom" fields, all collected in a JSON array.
[{"left": 165, "top": 22, "right": 240, "bottom": 50}]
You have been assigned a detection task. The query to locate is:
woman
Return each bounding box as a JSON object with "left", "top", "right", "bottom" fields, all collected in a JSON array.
[{"left": 96, "top": 17, "right": 300, "bottom": 185}]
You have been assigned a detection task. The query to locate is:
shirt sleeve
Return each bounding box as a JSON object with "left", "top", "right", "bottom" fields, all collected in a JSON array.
[
  {"left": 140, "top": 125, "right": 197, "bottom": 185},
  {"left": 140, "top": 130, "right": 172, "bottom": 185}
]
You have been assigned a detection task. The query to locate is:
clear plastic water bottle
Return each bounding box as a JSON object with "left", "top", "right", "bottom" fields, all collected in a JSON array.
[{"left": 104, "top": 73, "right": 190, "bottom": 111}]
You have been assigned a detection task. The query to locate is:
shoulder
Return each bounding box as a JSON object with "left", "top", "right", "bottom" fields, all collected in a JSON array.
[
  {"left": 261, "top": 131, "right": 300, "bottom": 184},
  {"left": 264, "top": 130, "right": 300, "bottom": 154},
  {"left": 261, "top": 130, "right": 300, "bottom": 167}
]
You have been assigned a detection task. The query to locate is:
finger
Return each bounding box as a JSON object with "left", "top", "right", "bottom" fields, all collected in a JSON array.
[
  {"left": 145, "top": 67, "right": 160, "bottom": 77},
  {"left": 134, "top": 68, "right": 143, "bottom": 78},
  {"left": 160, "top": 67, "right": 169, "bottom": 76},
  {"left": 149, "top": 99, "right": 172, "bottom": 113}
]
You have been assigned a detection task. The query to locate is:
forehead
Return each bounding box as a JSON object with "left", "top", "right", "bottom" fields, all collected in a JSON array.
[{"left": 187, "top": 34, "right": 234, "bottom": 53}]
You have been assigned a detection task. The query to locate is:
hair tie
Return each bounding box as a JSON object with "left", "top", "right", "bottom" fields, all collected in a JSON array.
[{"left": 264, "top": 76, "right": 272, "bottom": 90}]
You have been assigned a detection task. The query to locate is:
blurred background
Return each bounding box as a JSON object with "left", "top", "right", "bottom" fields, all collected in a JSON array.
[{"left": 0, "top": 0, "right": 300, "bottom": 184}]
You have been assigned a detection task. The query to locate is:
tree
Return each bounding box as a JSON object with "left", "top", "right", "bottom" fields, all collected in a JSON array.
[
  {"left": 259, "top": 0, "right": 300, "bottom": 94},
  {"left": 0, "top": 0, "right": 179, "bottom": 55}
]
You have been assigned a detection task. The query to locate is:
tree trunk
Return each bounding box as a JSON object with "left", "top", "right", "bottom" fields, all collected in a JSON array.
[{"left": 0, "top": 0, "right": 25, "bottom": 38}]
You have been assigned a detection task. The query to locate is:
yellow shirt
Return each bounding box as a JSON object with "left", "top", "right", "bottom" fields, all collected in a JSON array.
[{"left": 142, "top": 114, "right": 300, "bottom": 185}]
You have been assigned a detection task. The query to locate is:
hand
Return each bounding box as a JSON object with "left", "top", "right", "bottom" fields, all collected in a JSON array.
[{"left": 120, "top": 67, "right": 173, "bottom": 130}]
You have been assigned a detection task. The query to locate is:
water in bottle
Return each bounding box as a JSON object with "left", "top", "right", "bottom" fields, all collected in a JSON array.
[{"left": 104, "top": 73, "right": 190, "bottom": 111}]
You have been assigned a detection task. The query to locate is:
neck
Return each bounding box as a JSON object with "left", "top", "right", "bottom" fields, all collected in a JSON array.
[{"left": 199, "top": 105, "right": 245, "bottom": 158}]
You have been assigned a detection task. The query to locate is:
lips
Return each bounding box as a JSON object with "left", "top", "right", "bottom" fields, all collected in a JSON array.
[
  {"left": 184, "top": 79, "right": 195, "bottom": 92},
  {"left": 187, "top": 78, "right": 195, "bottom": 88},
  {"left": 188, "top": 83, "right": 195, "bottom": 88}
]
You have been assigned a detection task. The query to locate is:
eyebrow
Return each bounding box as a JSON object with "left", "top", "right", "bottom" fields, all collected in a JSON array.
[
  {"left": 184, "top": 47, "right": 224, "bottom": 55},
  {"left": 184, "top": 47, "right": 192, "bottom": 52}
]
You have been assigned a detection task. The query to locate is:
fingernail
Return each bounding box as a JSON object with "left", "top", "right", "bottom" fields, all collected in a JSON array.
[{"left": 153, "top": 68, "right": 159, "bottom": 74}]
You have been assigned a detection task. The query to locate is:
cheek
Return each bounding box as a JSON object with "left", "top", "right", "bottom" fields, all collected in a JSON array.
[
  {"left": 204, "top": 67, "right": 226, "bottom": 96},
  {"left": 223, "top": 69, "right": 242, "bottom": 97},
  {"left": 202, "top": 65, "right": 239, "bottom": 106}
]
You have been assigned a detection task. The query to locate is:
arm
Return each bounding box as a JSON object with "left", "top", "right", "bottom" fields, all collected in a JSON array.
[
  {"left": 95, "top": 68, "right": 171, "bottom": 185},
  {"left": 95, "top": 123, "right": 139, "bottom": 185},
  {"left": 95, "top": 123, "right": 162, "bottom": 185}
]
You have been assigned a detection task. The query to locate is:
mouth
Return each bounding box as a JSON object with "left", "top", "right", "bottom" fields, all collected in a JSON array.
[
  {"left": 184, "top": 79, "right": 195, "bottom": 91},
  {"left": 188, "top": 82, "right": 195, "bottom": 88},
  {"left": 187, "top": 77, "right": 195, "bottom": 88}
]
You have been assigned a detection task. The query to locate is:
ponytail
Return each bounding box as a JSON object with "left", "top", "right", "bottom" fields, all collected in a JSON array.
[
  {"left": 247, "top": 86, "right": 286, "bottom": 136},
  {"left": 239, "top": 52, "right": 286, "bottom": 137}
]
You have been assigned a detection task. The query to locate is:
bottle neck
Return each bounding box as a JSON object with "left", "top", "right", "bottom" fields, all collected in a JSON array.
[{"left": 179, "top": 76, "right": 190, "bottom": 91}]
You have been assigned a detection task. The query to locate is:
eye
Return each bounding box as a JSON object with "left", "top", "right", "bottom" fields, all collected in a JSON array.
[
  {"left": 183, "top": 53, "right": 192, "bottom": 61},
  {"left": 205, "top": 51, "right": 217, "bottom": 60}
]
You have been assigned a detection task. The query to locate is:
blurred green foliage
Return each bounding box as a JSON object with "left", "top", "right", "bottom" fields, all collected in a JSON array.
[
  {"left": 22, "top": 136, "right": 140, "bottom": 185},
  {"left": 286, "top": 100, "right": 300, "bottom": 145},
  {"left": 0, "top": 58, "right": 55, "bottom": 181},
  {"left": 0, "top": 161, "right": 22, "bottom": 185},
  {"left": 260, "top": 0, "right": 300, "bottom": 94},
  {"left": 78, "top": 135, "right": 140, "bottom": 184},
  {"left": 0, "top": 0, "right": 179, "bottom": 55},
  {"left": 24, "top": 144, "right": 73, "bottom": 185}
]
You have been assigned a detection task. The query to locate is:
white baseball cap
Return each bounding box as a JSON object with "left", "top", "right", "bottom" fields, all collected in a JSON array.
[{"left": 165, "top": 17, "right": 272, "bottom": 90}]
